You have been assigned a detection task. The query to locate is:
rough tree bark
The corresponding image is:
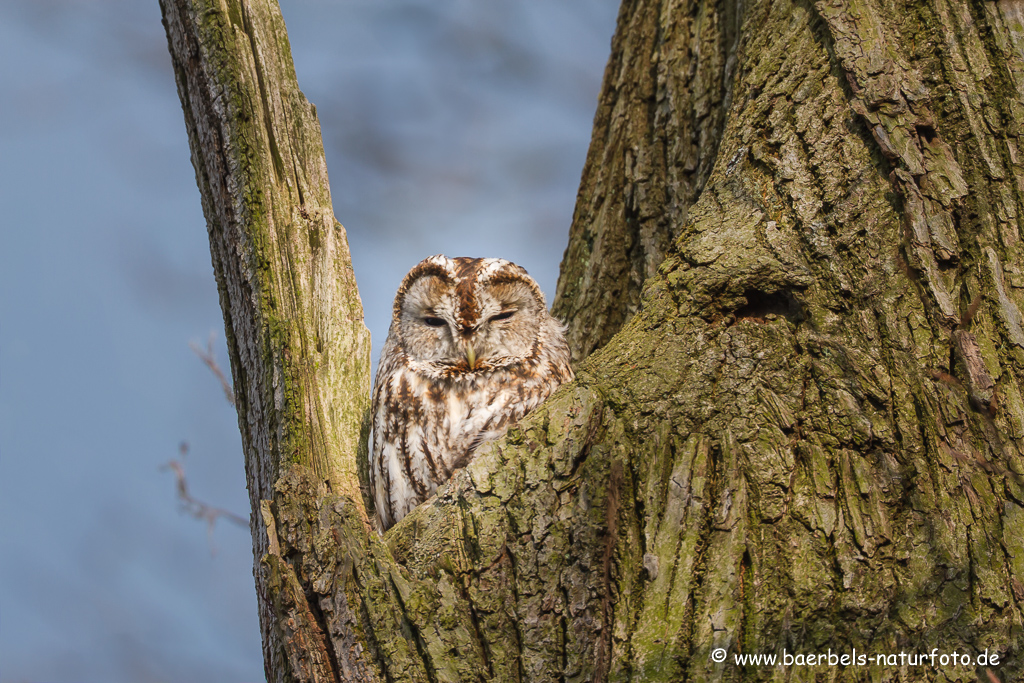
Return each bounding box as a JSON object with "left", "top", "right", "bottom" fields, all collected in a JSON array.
[{"left": 163, "top": 0, "right": 1024, "bottom": 681}]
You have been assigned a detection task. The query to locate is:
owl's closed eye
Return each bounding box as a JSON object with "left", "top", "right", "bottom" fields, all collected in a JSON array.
[{"left": 369, "top": 255, "right": 573, "bottom": 531}]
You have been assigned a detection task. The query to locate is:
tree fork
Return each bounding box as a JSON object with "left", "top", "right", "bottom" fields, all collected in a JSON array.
[{"left": 163, "top": 0, "right": 1024, "bottom": 681}]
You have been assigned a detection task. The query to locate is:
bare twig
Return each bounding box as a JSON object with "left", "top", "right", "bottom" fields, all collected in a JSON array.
[
  {"left": 189, "top": 332, "right": 235, "bottom": 407},
  {"left": 162, "top": 442, "right": 247, "bottom": 552}
]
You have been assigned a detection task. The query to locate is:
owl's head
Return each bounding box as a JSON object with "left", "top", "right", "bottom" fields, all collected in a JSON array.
[{"left": 391, "top": 255, "right": 556, "bottom": 371}]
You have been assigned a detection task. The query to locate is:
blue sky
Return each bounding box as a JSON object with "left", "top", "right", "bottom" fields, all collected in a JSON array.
[{"left": 0, "top": 1, "right": 617, "bottom": 681}]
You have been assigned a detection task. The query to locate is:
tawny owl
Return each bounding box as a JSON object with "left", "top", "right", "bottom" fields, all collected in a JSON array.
[{"left": 370, "top": 255, "right": 573, "bottom": 530}]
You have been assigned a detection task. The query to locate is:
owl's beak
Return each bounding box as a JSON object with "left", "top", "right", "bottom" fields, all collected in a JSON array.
[{"left": 464, "top": 342, "right": 477, "bottom": 369}]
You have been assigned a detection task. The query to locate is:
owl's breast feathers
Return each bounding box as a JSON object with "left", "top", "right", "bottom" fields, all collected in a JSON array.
[{"left": 370, "top": 343, "right": 571, "bottom": 530}]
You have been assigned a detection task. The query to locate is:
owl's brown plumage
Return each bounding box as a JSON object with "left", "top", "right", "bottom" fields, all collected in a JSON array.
[{"left": 370, "top": 255, "right": 573, "bottom": 530}]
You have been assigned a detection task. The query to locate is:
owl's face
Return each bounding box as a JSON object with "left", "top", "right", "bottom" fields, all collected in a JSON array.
[{"left": 392, "top": 255, "right": 548, "bottom": 371}]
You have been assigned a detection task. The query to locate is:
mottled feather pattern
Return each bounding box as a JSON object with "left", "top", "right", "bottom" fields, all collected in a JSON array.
[{"left": 370, "top": 255, "right": 573, "bottom": 530}]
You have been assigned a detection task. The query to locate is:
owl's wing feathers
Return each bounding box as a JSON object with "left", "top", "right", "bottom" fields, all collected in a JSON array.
[{"left": 372, "top": 360, "right": 443, "bottom": 523}]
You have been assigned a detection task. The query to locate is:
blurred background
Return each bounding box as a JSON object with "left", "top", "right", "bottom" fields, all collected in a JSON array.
[{"left": 0, "top": 1, "right": 617, "bottom": 681}]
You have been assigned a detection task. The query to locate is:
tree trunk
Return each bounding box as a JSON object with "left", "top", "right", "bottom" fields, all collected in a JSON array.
[
  {"left": 163, "top": 0, "right": 1024, "bottom": 681},
  {"left": 159, "top": 1, "right": 373, "bottom": 678}
]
